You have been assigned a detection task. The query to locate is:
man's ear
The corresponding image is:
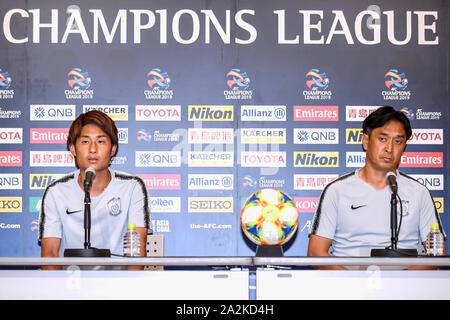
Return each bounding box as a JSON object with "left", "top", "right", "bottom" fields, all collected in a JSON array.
[
  {"left": 69, "top": 144, "right": 76, "bottom": 157},
  {"left": 110, "top": 144, "right": 118, "bottom": 157},
  {"left": 361, "top": 133, "right": 369, "bottom": 152}
]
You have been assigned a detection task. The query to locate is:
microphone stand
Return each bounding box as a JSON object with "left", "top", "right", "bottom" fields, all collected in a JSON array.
[
  {"left": 371, "top": 188, "right": 417, "bottom": 257},
  {"left": 64, "top": 178, "right": 111, "bottom": 257},
  {"left": 390, "top": 192, "right": 398, "bottom": 250}
]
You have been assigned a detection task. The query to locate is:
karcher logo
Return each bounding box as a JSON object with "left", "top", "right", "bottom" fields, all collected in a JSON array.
[
  {"left": 346, "top": 129, "right": 363, "bottom": 144},
  {"left": 188, "top": 105, "right": 233, "bottom": 121},
  {"left": 294, "top": 152, "right": 339, "bottom": 167},
  {"left": 0, "top": 197, "right": 22, "bottom": 212}
]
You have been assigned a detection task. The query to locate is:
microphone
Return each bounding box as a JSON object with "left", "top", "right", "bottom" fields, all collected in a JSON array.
[
  {"left": 385, "top": 171, "right": 397, "bottom": 194},
  {"left": 83, "top": 167, "right": 96, "bottom": 193}
]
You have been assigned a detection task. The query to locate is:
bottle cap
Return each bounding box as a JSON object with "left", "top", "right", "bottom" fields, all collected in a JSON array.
[
  {"left": 128, "top": 223, "right": 136, "bottom": 230},
  {"left": 431, "top": 223, "right": 439, "bottom": 230}
]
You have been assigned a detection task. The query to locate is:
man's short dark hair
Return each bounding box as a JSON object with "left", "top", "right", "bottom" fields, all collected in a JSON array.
[{"left": 362, "top": 106, "right": 412, "bottom": 141}]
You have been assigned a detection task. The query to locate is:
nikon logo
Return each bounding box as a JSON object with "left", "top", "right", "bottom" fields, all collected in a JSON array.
[
  {"left": 188, "top": 105, "right": 233, "bottom": 121},
  {"left": 346, "top": 129, "right": 363, "bottom": 144},
  {"left": 294, "top": 152, "right": 339, "bottom": 167},
  {"left": 29, "top": 174, "right": 65, "bottom": 189}
]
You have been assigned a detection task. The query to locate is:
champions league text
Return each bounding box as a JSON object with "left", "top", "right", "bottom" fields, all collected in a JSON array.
[{"left": 2, "top": 8, "right": 439, "bottom": 45}]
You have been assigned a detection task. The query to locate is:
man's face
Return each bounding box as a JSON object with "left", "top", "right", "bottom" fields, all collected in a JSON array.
[
  {"left": 69, "top": 124, "right": 117, "bottom": 173},
  {"left": 362, "top": 120, "right": 407, "bottom": 173}
]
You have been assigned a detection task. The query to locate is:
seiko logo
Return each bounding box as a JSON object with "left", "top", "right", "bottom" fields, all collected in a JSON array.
[
  {"left": 0, "top": 197, "right": 22, "bottom": 212},
  {"left": 188, "top": 197, "right": 233, "bottom": 213}
]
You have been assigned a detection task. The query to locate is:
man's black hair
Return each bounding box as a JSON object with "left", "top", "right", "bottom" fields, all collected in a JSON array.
[{"left": 362, "top": 106, "right": 412, "bottom": 141}]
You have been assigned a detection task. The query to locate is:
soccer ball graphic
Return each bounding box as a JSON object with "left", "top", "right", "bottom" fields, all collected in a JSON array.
[{"left": 241, "top": 189, "right": 299, "bottom": 246}]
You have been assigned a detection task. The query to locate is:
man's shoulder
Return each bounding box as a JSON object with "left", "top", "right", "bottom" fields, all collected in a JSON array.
[
  {"left": 398, "top": 171, "right": 430, "bottom": 193},
  {"left": 326, "top": 171, "right": 357, "bottom": 190},
  {"left": 112, "top": 169, "right": 146, "bottom": 186},
  {"left": 46, "top": 172, "right": 77, "bottom": 190}
]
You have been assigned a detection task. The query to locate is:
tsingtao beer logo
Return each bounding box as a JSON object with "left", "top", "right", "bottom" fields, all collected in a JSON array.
[
  {"left": 224, "top": 69, "right": 252, "bottom": 100},
  {"left": 65, "top": 67, "right": 94, "bottom": 99},
  {"left": 303, "top": 68, "right": 332, "bottom": 100},
  {"left": 0, "top": 67, "right": 14, "bottom": 99},
  {"left": 144, "top": 68, "right": 173, "bottom": 100},
  {"left": 382, "top": 69, "right": 410, "bottom": 100}
]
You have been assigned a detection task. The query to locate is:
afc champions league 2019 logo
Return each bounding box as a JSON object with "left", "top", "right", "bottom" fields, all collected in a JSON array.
[
  {"left": 0, "top": 67, "right": 14, "bottom": 99},
  {"left": 303, "top": 68, "right": 332, "bottom": 100},
  {"left": 224, "top": 68, "right": 252, "bottom": 100},
  {"left": 0, "top": 68, "right": 12, "bottom": 89},
  {"left": 144, "top": 68, "right": 173, "bottom": 100},
  {"left": 382, "top": 68, "right": 411, "bottom": 101},
  {"left": 68, "top": 67, "right": 91, "bottom": 90},
  {"left": 384, "top": 69, "right": 408, "bottom": 91},
  {"left": 65, "top": 67, "right": 94, "bottom": 99}
]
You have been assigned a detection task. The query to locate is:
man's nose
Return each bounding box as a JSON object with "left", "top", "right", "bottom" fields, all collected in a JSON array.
[
  {"left": 385, "top": 140, "right": 394, "bottom": 152},
  {"left": 89, "top": 142, "right": 98, "bottom": 153}
]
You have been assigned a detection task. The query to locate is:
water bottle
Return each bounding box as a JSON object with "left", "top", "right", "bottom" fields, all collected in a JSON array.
[
  {"left": 123, "top": 223, "right": 140, "bottom": 256},
  {"left": 425, "top": 223, "right": 444, "bottom": 256}
]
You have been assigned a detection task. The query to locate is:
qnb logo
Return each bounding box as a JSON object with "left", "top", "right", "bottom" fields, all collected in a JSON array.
[
  {"left": 226, "top": 69, "right": 250, "bottom": 90},
  {"left": 306, "top": 69, "right": 329, "bottom": 90},
  {"left": 68, "top": 68, "right": 91, "bottom": 89},
  {"left": 385, "top": 69, "right": 408, "bottom": 90},
  {"left": 34, "top": 107, "right": 45, "bottom": 118},
  {"left": 0, "top": 68, "right": 12, "bottom": 89},
  {"left": 136, "top": 151, "right": 181, "bottom": 167},
  {"left": 147, "top": 68, "right": 170, "bottom": 89},
  {"left": 30, "top": 105, "right": 76, "bottom": 121}
]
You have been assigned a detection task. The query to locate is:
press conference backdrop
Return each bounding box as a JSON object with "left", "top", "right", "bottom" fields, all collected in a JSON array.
[{"left": 0, "top": 0, "right": 448, "bottom": 257}]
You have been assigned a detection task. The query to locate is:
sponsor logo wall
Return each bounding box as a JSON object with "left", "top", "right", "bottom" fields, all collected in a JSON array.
[{"left": 0, "top": 0, "right": 448, "bottom": 257}]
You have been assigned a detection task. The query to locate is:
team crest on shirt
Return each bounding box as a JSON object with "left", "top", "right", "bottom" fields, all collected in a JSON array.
[
  {"left": 399, "top": 199, "right": 410, "bottom": 217},
  {"left": 107, "top": 197, "right": 122, "bottom": 216}
]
